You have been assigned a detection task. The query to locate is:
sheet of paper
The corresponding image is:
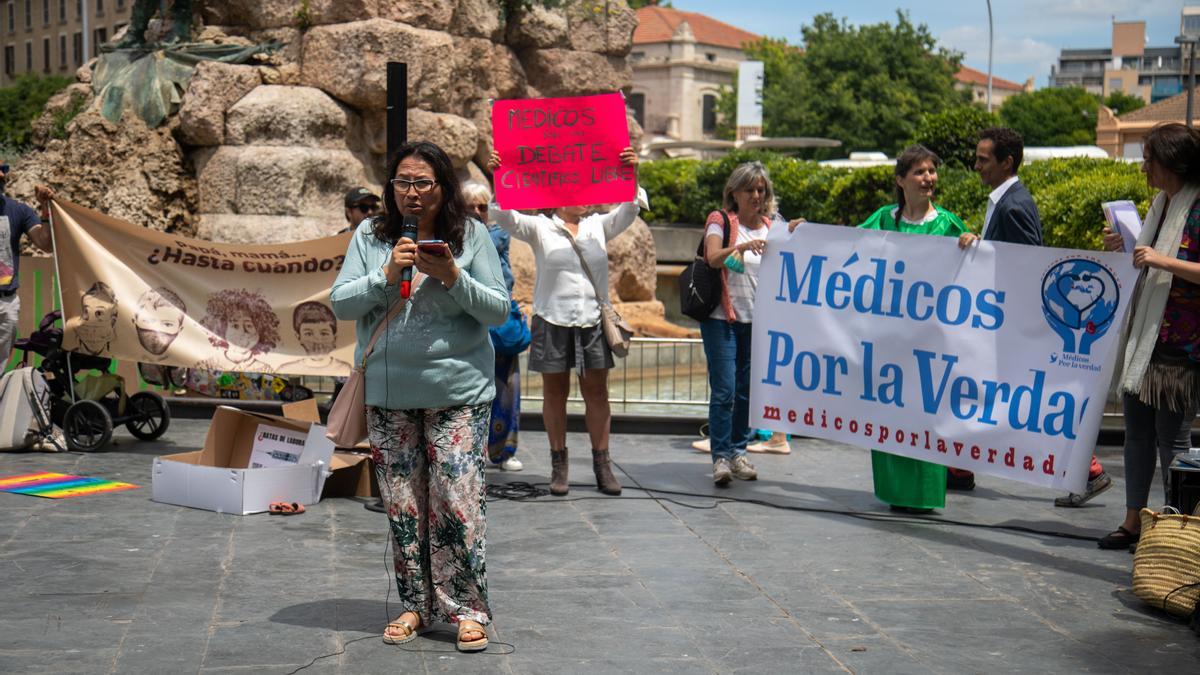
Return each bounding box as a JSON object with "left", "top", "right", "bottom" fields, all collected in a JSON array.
[
  {"left": 1102, "top": 200, "right": 1142, "bottom": 253},
  {"left": 249, "top": 424, "right": 308, "bottom": 468}
]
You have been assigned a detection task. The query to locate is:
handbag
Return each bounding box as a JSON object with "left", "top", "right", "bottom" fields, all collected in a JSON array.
[
  {"left": 1132, "top": 505, "right": 1200, "bottom": 617},
  {"left": 325, "top": 274, "right": 421, "bottom": 447},
  {"left": 678, "top": 211, "right": 731, "bottom": 321},
  {"left": 489, "top": 299, "right": 532, "bottom": 356},
  {"left": 562, "top": 228, "right": 634, "bottom": 358}
]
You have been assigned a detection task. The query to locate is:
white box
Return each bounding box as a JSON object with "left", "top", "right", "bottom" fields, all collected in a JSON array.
[{"left": 151, "top": 400, "right": 335, "bottom": 515}]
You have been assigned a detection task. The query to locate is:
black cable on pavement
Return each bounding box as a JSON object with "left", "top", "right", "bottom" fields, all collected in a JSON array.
[{"left": 486, "top": 476, "right": 1100, "bottom": 543}]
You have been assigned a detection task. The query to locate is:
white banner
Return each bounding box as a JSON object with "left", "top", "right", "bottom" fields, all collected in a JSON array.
[
  {"left": 751, "top": 224, "right": 1140, "bottom": 492},
  {"left": 736, "top": 61, "right": 764, "bottom": 128}
]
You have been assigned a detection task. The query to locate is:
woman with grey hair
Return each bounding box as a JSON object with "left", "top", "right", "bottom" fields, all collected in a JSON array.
[
  {"left": 700, "top": 161, "right": 782, "bottom": 486},
  {"left": 462, "top": 180, "right": 524, "bottom": 472}
]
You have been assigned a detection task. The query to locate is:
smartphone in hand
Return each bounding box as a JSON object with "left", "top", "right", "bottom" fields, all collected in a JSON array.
[{"left": 417, "top": 240, "right": 450, "bottom": 257}]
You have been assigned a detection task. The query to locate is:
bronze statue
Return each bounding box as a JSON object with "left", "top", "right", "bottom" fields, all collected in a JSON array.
[{"left": 111, "top": 0, "right": 194, "bottom": 49}]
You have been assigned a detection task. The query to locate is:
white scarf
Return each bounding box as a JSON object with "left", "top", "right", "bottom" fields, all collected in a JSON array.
[{"left": 1116, "top": 183, "right": 1200, "bottom": 395}]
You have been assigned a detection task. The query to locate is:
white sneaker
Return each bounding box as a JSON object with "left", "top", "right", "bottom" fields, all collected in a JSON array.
[{"left": 499, "top": 456, "right": 523, "bottom": 471}]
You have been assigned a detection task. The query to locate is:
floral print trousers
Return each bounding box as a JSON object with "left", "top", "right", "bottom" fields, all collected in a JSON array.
[{"left": 367, "top": 402, "right": 492, "bottom": 627}]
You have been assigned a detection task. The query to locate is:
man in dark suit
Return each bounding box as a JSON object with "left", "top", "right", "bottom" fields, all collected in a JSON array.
[
  {"left": 955, "top": 128, "right": 1112, "bottom": 504},
  {"left": 958, "top": 127, "right": 1042, "bottom": 248}
]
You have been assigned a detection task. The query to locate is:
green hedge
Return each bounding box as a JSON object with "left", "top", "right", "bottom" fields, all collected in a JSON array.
[{"left": 639, "top": 155, "right": 1151, "bottom": 252}]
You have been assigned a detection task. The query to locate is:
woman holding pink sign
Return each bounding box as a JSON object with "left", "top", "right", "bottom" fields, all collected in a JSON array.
[{"left": 487, "top": 147, "right": 641, "bottom": 497}]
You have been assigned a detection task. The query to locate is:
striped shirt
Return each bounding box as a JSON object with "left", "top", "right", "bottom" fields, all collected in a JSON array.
[{"left": 705, "top": 211, "right": 772, "bottom": 323}]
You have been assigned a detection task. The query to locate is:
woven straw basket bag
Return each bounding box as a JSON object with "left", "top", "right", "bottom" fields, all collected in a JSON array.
[{"left": 1131, "top": 506, "right": 1200, "bottom": 617}]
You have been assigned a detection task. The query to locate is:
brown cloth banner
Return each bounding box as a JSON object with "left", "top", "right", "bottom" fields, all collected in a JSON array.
[{"left": 52, "top": 199, "right": 355, "bottom": 378}]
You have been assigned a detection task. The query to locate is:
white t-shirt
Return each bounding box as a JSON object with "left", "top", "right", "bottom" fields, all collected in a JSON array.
[{"left": 705, "top": 215, "right": 771, "bottom": 323}]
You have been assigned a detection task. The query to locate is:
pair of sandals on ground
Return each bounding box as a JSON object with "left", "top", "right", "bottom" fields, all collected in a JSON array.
[{"left": 383, "top": 611, "right": 488, "bottom": 652}]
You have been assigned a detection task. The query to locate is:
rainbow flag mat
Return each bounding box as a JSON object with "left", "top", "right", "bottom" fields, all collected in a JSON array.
[{"left": 0, "top": 472, "right": 140, "bottom": 499}]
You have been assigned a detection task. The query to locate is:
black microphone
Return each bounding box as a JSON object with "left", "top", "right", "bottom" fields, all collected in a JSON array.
[{"left": 399, "top": 215, "right": 418, "bottom": 299}]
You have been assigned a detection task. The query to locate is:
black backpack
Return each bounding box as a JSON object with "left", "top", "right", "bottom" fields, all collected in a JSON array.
[{"left": 678, "top": 211, "right": 731, "bottom": 322}]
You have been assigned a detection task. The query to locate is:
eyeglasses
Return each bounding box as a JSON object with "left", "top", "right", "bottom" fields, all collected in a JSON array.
[
  {"left": 468, "top": 203, "right": 488, "bottom": 213},
  {"left": 390, "top": 178, "right": 437, "bottom": 194},
  {"left": 351, "top": 202, "right": 379, "bottom": 213}
]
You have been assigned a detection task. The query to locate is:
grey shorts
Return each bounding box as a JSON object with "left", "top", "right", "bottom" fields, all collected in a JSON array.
[{"left": 528, "top": 315, "right": 614, "bottom": 373}]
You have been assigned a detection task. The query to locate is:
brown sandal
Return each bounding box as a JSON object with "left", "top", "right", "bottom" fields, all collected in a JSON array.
[
  {"left": 383, "top": 613, "right": 422, "bottom": 644},
  {"left": 456, "top": 619, "right": 488, "bottom": 652}
]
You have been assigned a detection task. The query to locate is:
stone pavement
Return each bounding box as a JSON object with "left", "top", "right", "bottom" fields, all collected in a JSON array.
[{"left": 1, "top": 420, "right": 1197, "bottom": 674}]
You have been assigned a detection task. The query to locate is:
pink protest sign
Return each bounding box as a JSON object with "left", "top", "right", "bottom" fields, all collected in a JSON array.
[{"left": 491, "top": 92, "right": 634, "bottom": 210}]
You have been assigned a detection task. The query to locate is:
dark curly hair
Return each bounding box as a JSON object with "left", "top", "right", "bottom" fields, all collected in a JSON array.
[
  {"left": 201, "top": 288, "right": 280, "bottom": 355},
  {"left": 979, "top": 127, "right": 1025, "bottom": 173},
  {"left": 373, "top": 141, "right": 467, "bottom": 256}
]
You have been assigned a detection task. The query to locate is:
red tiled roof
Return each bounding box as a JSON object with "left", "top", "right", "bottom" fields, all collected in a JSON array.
[
  {"left": 954, "top": 65, "right": 1024, "bottom": 92},
  {"left": 633, "top": 6, "right": 760, "bottom": 50},
  {"left": 1118, "top": 86, "right": 1200, "bottom": 123}
]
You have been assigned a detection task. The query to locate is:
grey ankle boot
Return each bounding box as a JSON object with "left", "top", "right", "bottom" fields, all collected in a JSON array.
[
  {"left": 549, "top": 447, "right": 569, "bottom": 496},
  {"left": 592, "top": 448, "right": 622, "bottom": 496}
]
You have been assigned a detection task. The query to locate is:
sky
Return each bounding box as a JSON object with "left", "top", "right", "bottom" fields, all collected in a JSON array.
[{"left": 674, "top": 1, "right": 1192, "bottom": 87}]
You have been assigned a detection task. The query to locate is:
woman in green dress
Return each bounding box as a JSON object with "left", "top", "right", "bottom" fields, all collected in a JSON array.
[{"left": 859, "top": 144, "right": 967, "bottom": 512}]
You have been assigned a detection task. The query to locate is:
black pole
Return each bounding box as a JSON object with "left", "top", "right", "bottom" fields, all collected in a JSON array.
[
  {"left": 367, "top": 62, "right": 409, "bottom": 515},
  {"left": 386, "top": 62, "right": 408, "bottom": 162},
  {"left": 1188, "top": 48, "right": 1195, "bottom": 129}
]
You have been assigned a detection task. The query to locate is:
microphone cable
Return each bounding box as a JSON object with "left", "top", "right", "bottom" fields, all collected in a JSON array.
[{"left": 484, "top": 469, "right": 1101, "bottom": 543}]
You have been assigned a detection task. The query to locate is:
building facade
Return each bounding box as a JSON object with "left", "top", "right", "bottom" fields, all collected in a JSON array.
[
  {"left": 0, "top": 0, "right": 131, "bottom": 87},
  {"left": 953, "top": 65, "right": 1032, "bottom": 108},
  {"left": 629, "top": 6, "right": 759, "bottom": 143},
  {"left": 1096, "top": 85, "right": 1200, "bottom": 159},
  {"left": 1049, "top": 7, "right": 1199, "bottom": 104}
]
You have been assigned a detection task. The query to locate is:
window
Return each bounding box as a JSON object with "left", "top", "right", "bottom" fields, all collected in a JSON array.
[
  {"left": 4, "top": 46, "right": 13, "bottom": 76},
  {"left": 117, "top": 0, "right": 125, "bottom": 9},
  {"left": 1109, "top": 78, "right": 1123, "bottom": 91},
  {"left": 630, "top": 50, "right": 644, "bottom": 62},
  {"left": 42, "top": 0, "right": 49, "bottom": 25},
  {"left": 72, "top": 31, "right": 80, "bottom": 65},
  {"left": 76, "top": 0, "right": 81, "bottom": 19},
  {"left": 1185, "top": 15, "right": 1200, "bottom": 36},
  {"left": 627, "top": 92, "right": 645, "bottom": 128},
  {"left": 702, "top": 93, "right": 717, "bottom": 134},
  {"left": 58, "top": 33, "right": 65, "bottom": 68},
  {"left": 96, "top": 0, "right": 103, "bottom": 15},
  {"left": 6, "top": 3, "right": 13, "bottom": 33},
  {"left": 705, "top": 52, "right": 717, "bottom": 63},
  {"left": 93, "top": 26, "right": 105, "bottom": 55},
  {"left": 25, "top": 40, "right": 32, "bottom": 71},
  {"left": 24, "top": 0, "right": 31, "bottom": 30},
  {"left": 59, "top": 0, "right": 65, "bottom": 23},
  {"left": 42, "top": 36, "right": 48, "bottom": 72}
]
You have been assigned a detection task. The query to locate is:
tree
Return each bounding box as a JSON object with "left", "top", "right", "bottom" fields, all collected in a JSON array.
[
  {"left": 1102, "top": 90, "right": 1146, "bottom": 117},
  {"left": 0, "top": 73, "right": 73, "bottom": 149},
  {"left": 999, "top": 86, "right": 1100, "bottom": 147},
  {"left": 912, "top": 106, "right": 999, "bottom": 169},
  {"left": 715, "top": 12, "right": 966, "bottom": 156}
]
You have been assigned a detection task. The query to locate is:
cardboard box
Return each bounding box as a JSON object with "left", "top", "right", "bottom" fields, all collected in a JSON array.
[
  {"left": 151, "top": 400, "right": 335, "bottom": 515},
  {"left": 322, "top": 452, "right": 379, "bottom": 499}
]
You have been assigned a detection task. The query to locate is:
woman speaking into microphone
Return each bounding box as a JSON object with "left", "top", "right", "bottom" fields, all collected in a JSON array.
[{"left": 331, "top": 141, "right": 509, "bottom": 652}]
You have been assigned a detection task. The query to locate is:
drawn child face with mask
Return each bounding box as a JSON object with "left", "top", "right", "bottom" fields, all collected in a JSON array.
[{"left": 75, "top": 281, "right": 118, "bottom": 355}]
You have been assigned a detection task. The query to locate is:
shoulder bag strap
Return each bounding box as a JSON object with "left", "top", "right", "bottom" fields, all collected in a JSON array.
[
  {"left": 694, "top": 210, "right": 733, "bottom": 257},
  {"left": 560, "top": 227, "right": 607, "bottom": 305},
  {"left": 359, "top": 272, "right": 424, "bottom": 367}
]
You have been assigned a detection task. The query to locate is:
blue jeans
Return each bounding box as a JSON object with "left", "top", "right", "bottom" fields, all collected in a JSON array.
[{"left": 701, "top": 318, "right": 753, "bottom": 461}]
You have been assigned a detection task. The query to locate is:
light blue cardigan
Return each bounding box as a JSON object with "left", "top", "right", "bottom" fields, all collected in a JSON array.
[{"left": 330, "top": 218, "right": 509, "bottom": 410}]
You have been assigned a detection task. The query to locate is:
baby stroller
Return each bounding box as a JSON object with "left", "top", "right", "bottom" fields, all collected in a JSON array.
[{"left": 13, "top": 310, "right": 170, "bottom": 452}]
